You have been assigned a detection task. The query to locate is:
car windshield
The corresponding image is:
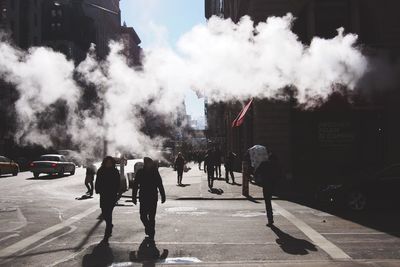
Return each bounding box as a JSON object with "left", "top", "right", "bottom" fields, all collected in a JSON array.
[{"left": 39, "top": 156, "right": 60, "bottom": 162}]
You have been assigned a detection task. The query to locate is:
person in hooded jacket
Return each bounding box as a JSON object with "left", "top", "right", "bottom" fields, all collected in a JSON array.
[
  {"left": 95, "top": 156, "right": 120, "bottom": 242},
  {"left": 132, "top": 157, "right": 166, "bottom": 240},
  {"left": 255, "top": 153, "right": 282, "bottom": 227}
]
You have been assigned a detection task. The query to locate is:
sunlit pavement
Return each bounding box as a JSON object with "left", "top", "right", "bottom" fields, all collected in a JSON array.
[{"left": 0, "top": 165, "right": 399, "bottom": 266}]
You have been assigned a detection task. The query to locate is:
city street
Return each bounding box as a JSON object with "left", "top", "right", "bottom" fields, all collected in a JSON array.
[{"left": 0, "top": 165, "right": 399, "bottom": 266}]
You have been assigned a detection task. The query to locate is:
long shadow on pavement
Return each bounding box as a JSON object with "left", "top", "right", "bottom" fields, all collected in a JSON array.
[
  {"left": 270, "top": 225, "right": 318, "bottom": 255},
  {"left": 280, "top": 194, "right": 400, "bottom": 238},
  {"left": 82, "top": 240, "right": 114, "bottom": 267},
  {"left": 129, "top": 238, "right": 169, "bottom": 266},
  {"left": 75, "top": 218, "right": 103, "bottom": 251}
]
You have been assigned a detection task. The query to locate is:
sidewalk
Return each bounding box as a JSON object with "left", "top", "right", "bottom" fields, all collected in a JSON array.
[{"left": 160, "top": 164, "right": 263, "bottom": 200}]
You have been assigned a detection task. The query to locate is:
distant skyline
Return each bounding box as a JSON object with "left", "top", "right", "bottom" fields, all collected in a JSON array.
[{"left": 120, "top": 0, "right": 206, "bottom": 128}]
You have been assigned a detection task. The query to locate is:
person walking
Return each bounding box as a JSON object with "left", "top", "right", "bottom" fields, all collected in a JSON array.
[
  {"left": 174, "top": 153, "right": 185, "bottom": 186},
  {"left": 132, "top": 157, "right": 166, "bottom": 240},
  {"left": 85, "top": 162, "right": 97, "bottom": 196},
  {"left": 197, "top": 151, "right": 203, "bottom": 170},
  {"left": 255, "top": 153, "right": 281, "bottom": 227},
  {"left": 95, "top": 156, "right": 120, "bottom": 242},
  {"left": 224, "top": 151, "right": 236, "bottom": 184},
  {"left": 214, "top": 147, "right": 222, "bottom": 178},
  {"left": 204, "top": 150, "right": 215, "bottom": 189}
]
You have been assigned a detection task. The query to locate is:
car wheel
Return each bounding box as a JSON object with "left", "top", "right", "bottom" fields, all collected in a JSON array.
[
  {"left": 347, "top": 191, "right": 367, "bottom": 211},
  {"left": 33, "top": 172, "right": 39, "bottom": 178}
]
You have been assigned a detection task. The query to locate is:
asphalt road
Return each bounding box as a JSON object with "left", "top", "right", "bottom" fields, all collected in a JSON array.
[{"left": 0, "top": 165, "right": 399, "bottom": 266}]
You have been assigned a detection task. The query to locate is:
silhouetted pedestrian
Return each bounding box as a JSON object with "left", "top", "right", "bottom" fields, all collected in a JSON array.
[
  {"left": 225, "top": 151, "right": 236, "bottom": 184},
  {"left": 197, "top": 151, "right": 203, "bottom": 170},
  {"left": 95, "top": 156, "right": 120, "bottom": 242},
  {"left": 255, "top": 153, "right": 281, "bottom": 227},
  {"left": 85, "top": 162, "right": 97, "bottom": 196},
  {"left": 174, "top": 153, "right": 185, "bottom": 186},
  {"left": 204, "top": 151, "right": 215, "bottom": 189},
  {"left": 214, "top": 147, "right": 222, "bottom": 178},
  {"left": 132, "top": 157, "right": 166, "bottom": 240}
]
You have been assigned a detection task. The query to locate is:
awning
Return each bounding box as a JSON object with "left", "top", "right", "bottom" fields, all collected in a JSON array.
[{"left": 231, "top": 98, "right": 253, "bottom": 128}]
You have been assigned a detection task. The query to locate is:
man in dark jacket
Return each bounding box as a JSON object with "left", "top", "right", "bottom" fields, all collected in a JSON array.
[
  {"left": 225, "top": 151, "right": 236, "bottom": 184},
  {"left": 85, "top": 162, "right": 97, "bottom": 196},
  {"left": 95, "top": 156, "right": 120, "bottom": 242},
  {"left": 214, "top": 147, "right": 222, "bottom": 178},
  {"left": 132, "top": 157, "right": 166, "bottom": 240},
  {"left": 255, "top": 153, "right": 281, "bottom": 227},
  {"left": 174, "top": 153, "right": 185, "bottom": 186},
  {"left": 203, "top": 150, "right": 215, "bottom": 189}
]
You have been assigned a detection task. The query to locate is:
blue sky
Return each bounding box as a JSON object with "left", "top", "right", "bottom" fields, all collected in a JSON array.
[{"left": 120, "top": 0, "right": 206, "bottom": 127}]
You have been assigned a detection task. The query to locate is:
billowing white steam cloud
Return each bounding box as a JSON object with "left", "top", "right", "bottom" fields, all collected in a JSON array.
[{"left": 0, "top": 14, "right": 368, "bottom": 158}]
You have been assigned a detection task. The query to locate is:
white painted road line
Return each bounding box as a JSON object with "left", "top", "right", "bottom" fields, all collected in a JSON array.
[
  {"left": 272, "top": 202, "right": 352, "bottom": 260},
  {"left": 0, "top": 205, "right": 98, "bottom": 259}
]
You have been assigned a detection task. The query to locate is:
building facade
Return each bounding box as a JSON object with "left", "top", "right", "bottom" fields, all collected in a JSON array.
[
  {"left": 205, "top": 0, "right": 400, "bottom": 187},
  {"left": 0, "top": 0, "right": 144, "bottom": 158}
]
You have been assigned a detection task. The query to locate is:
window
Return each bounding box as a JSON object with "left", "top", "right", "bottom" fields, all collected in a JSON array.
[
  {"left": 39, "top": 156, "right": 61, "bottom": 162},
  {"left": 51, "top": 10, "right": 56, "bottom": 17},
  {"left": 57, "top": 9, "right": 62, "bottom": 17}
]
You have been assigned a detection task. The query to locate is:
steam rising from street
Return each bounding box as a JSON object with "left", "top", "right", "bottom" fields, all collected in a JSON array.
[{"left": 0, "top": 14, "right": 368, "bottom": 158}]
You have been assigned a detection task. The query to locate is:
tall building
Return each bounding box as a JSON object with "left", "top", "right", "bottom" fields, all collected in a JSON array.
[
  {"left": 0, "top": 0, "right": 144, "bottom": 158},
  {"left": 120, "top": 22, "right": 142, "bottom": 66},
  {"left": 0, "top": 0, "right": 121, "bottom": 60},
  {"left": 205, "top": 0, "right": 400, "bottom": 188}
]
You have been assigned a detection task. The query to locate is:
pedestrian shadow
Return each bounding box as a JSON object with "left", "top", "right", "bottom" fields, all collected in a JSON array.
[
  {"left": 245, "top": 195, "right": 260, "bottom": 203},
  {"left": 178, "top": 184, "right": 191, "bottom": 187},
  {"left": 208, "top": 188, "right": 224, "bottom": 195},
  {"left": 270, "top": 225, "right": 317, "bottom": 255},
  {"left": 26, "top": 174, "right": 69, "bottom": 180},
  {"left": 129, "top": 238, "right": 169, "bottom": 266},
  {"left": 82, "top": 240, "right": 114, "bottom": 267},
  {"left": 75, "top": 217, "right": 103, "bottom": 251}
]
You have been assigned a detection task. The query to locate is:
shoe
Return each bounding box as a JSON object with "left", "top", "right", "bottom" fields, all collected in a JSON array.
[{"left": 266, "top": 221, "right": 274, "bottom": 227}]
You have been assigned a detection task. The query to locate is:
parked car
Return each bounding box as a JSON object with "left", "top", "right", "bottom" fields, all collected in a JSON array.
[
  {"left": 58, "top": 150, "right": 83, "bottom": 167},
  {"left": 30, "top": 154, "right": 75, "bottom": 178},
  {"left": 315, "top": 164, "right": 400, "bottom": 211},
  {"left": 15, "top": 157, "right": 30, "bottom": 172},
  {"left": 0, "top": 156, "right": 19, "bottom": 176}
]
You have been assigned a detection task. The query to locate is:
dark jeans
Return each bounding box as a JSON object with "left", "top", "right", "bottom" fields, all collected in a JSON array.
[
  {"left": 225, "top": 168, "right": 235, "bottom": 183},
  {"left": 207, "top": 167, "right": 214, "bottom": 188},
  {"left": 263, "top": 187, "right": 273, "bottom": 223},
  {"left": 100, "top": 201, "right": 115, "bottom": 238},
  {"left": 177, "top": 168, "right": 183, "bottom": 184},
  {"left": 215, "top": 164, "right": 221, "bottom": 177},
  {"left": 140, "top": 200, "right": 157, "bottom": 239},
  {"left": 85, "top": 181, "right": 94, "bottom": 194}
]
